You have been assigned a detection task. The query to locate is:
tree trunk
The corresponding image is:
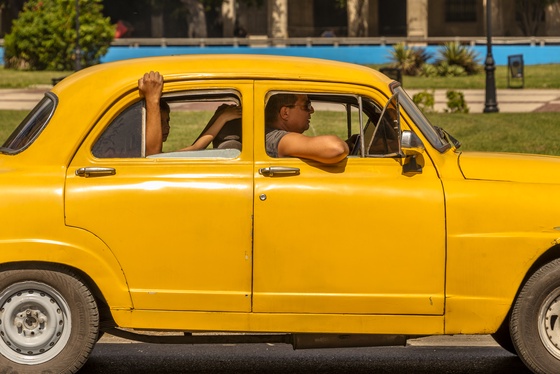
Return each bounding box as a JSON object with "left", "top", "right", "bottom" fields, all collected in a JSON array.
[
  {"left": 182, "top": 0, "right": 207, "bottom": 38},
  {"left": 222, "top": 0, "right": 236, "bottom": 37},
  {"left": 268, "top": 0, "right": 288, "bottom": 38},
  {"left": 347, "top": 0, "right": 368, "bottom": 37},
  {"left": 515, "top": 0, "right": 557, "bottom": 36}
]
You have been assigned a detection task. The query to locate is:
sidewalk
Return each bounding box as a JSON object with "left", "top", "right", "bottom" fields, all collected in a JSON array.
[
  {"left": 405, "top": 88, "right": 560, "bottom": 113},
  {"left": 0, "top": 87, "right": 559, "bottom": 113}
]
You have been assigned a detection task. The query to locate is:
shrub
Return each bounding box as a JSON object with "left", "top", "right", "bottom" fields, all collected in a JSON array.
[
  {"left": 445, "top": 90, "right": 469, "bottom": 113},
  {"left": 436, "top": 61, "right": 467, "bottom": 77},
  {"left": 412, "top": 90, "right": 435, "bottom": 114},
  {"left": 4, "top": 0, "right": 114, "bottom": 71},
  {"left": 435, "top": 42, "right": 481, "bottom": 75},
  {"left": 389, "top": 42, "right": 431, "bottom": 76}
]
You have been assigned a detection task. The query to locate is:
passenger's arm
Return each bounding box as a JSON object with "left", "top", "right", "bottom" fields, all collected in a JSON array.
[
  {"left": 277, "top": 133, "right": 349, "bottom": 164},
  {"left": 180, "top": 106, "right": 241, "bottom": 151},
  {"left": 138, "top": 71, "right": 164, "bottom": 156}
]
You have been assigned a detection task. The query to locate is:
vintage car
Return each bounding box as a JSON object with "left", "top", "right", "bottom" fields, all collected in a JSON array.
[{"left": 0, "top": 55, "right": 559, "bottom": 374}]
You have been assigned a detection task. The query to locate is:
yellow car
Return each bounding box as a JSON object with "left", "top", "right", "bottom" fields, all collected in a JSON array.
[{"left": 0, "top": 55, "right": 559, "bottom": 374}]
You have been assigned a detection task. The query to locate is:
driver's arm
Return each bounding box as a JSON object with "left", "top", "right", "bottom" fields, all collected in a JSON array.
[{"left": 277, "top": 132, "right": 349, "bottom": 164}]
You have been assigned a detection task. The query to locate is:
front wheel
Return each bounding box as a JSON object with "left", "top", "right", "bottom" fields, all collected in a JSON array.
[
  {"left": 0, "top": 268, "right": 99, "bottom": 374},
  {"left": 511, "top": 259, "right": 560, "bottom": 374}
]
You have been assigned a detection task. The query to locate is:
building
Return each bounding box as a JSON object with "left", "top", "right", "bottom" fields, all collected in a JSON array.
[{"left": 1, "top": 0, "right": 559, "bottom": 39}]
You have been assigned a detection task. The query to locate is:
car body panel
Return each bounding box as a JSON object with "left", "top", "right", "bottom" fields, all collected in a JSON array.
[
  {"left": 252, "top": 81, "right": 446, "bottom": 316},
  {"left": 65, "top": 81, "right": 254, "bottom": 312}
]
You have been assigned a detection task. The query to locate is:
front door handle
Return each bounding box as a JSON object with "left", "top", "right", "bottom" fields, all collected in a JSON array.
[
  {"left": 259, "top": 166, "right": 300, "bottom": 177},
  {"left": 75, "top": 167, "right": 116, "bottom": 178}
]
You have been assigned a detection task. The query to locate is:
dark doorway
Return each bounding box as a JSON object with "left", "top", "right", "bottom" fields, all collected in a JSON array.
[
  {"left": 313, "top": 0, "right": 348, "bottom": 37},
  {"left": 379, "top": 0, "right": 407, "bottom": 36}
]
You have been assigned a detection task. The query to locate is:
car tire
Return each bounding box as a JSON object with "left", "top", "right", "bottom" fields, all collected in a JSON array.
[
  {"left": 0, "top": 268, "right": 99, "bottom": 374},
  {"left": 491, "top": 317, "right": 517, "bottom": 355},
  {"left": 511, "top": 258, "right": 560, "bottom": 374}
]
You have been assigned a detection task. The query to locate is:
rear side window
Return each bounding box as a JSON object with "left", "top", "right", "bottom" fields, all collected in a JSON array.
[
  {"left": 0, "top": 95, "right": 56, "bottom": 154},
  {"left": 92, "top": 101, "right": 144, "bottom": 158}
]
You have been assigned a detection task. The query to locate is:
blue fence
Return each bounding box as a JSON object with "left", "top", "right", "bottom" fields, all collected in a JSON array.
[
  {"left": 0, "top": 44, "right": 558, "bottom": 66},
  {"left": 99, "top": 45, "right": 560, "bottom": 66}
]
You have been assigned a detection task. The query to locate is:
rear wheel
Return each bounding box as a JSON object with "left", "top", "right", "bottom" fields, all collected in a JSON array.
[
  {"left": 0, "top": 268, "right": 99, "bottom": 374},
  {"left": 511, "top": 259, "right": 560, "bottom": 374}
]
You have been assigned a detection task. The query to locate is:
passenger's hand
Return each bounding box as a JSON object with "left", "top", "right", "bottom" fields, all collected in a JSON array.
[
  {"left": 218, "top": 105, "right": 242, "bottom": 122},
  {"left": 138, "top": 71, "right": 163, "bottom": 102}
]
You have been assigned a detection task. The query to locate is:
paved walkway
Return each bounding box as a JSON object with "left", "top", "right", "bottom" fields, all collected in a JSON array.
[
  {"left": 405, "top": 88, "right": 560, "bottom": 113},
  {"left": 0, "top": 87, "right": 559, "bottom": 113}
]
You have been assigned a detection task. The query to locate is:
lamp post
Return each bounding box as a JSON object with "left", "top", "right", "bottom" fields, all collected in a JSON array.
[
  {"left": 75, "top": 0, "right": 82, "bottom": 71},
  {"left": 484, "top": 0, "right": 499, "bottom": 113}
]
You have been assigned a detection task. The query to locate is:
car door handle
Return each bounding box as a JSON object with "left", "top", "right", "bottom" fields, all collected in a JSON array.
[
  {"left": 75, "top": 167, "right": 116, "bottom": 178},
  {"left": 259, "top": 166, "right": 300, "bottom": 177}
]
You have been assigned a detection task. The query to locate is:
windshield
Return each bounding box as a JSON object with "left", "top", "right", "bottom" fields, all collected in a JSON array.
[
  {"left": 1, "top": 94, "right": 56, "bottom": 154},
  {"left": 394, "top": 86, "right": 451, "bottom": 153}
]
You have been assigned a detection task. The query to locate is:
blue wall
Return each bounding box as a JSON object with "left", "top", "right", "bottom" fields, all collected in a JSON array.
[
  {"left": 0, "top": 44, "right": 558, "bottom": 66},
  {"left": 99, "top": 45, "right": 560, "bottom": 66}
]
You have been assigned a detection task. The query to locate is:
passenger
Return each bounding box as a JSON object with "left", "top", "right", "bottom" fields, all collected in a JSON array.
[
  {"left": 138, "top": 71, "right": 241, "bottom": 156},
  {"left": 264, "top": 93, "right": 349, "bottom": 164}
]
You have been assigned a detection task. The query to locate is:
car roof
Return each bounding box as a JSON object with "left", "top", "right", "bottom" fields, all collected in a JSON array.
[{"left": 52, "top": 54, "right": 392, "bottom": 95}]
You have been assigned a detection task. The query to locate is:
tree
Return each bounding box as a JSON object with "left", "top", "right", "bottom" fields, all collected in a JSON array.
[
  {"left": 4, "top": 0, "right": 113, "bottom": 71},
  {"left": 346, "top": 0, "right": 368, "bottom": 37},
  {"left": 516, "top": 0, "right": 559, "bottom": 35}
]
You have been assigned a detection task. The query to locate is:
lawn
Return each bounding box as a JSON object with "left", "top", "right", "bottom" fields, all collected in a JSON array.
[
  {"left": 1, "top": 109, "right": 558, "bottom": 156},
  {"left": 0, "top": 63, "right": 558, "bottom": 156}
]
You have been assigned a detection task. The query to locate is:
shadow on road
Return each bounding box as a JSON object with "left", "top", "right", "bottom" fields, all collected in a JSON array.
[{"left": 79, "top": 343, "right": 531, "bottom": 373}]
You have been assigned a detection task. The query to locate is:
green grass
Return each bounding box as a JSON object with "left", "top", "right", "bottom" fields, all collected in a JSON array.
[
  {"left": 0, "top": 67, "right": 73, "bottom": 88},
  {"left": 426, "top": 112, "right": 560, "bottom": 156},
  {"left": 2, "top": 109, "right": 558, "bottom": 156}
]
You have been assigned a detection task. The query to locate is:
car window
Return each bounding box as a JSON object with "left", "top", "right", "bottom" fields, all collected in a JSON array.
[
  {"left": 264, "top": 92, "right": 398, "bottom": 159},
  {"left": 92, "top": 91, "right": 242, "bottom": 159},
  {"left": 92, "top": 101, "right": 144, "bottom": 158},
  {"left": 364, "top": 93, "right": 400, "bottom": 157},
  {"left": 0, "top": 94, "right": 56, "bottom": 154}
]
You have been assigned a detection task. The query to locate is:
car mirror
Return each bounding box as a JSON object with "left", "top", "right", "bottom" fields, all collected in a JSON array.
[{"left": 401, "top": 130, "right": 425, "bottom": 157}]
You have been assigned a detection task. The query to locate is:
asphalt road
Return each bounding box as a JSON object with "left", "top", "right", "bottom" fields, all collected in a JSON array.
[{"left": 78, "top": 338, "right": 531, "bottom": 374}]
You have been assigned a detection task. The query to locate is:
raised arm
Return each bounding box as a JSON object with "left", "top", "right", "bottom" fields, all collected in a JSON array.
[
  {"left": 277, "top": 132, "right": 349, "bottom": 164},
  {"left": 138, "top": 71, "right": 164, "bottom": 156}
]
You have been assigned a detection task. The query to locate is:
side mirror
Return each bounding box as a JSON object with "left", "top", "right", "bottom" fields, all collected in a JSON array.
[{"left": 401, "top": 130, "right": 425, "bottom": 157}]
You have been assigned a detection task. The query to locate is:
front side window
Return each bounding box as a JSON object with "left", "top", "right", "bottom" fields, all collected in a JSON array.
[
  {"left": 92, "top": 91, "right": 242, "bottom": 159},
  {"left": 1, "top": 94, "right": 56, "bottom": 154},
  {"left": 264, "top": 91, "right": 401, "bottom": 160}
]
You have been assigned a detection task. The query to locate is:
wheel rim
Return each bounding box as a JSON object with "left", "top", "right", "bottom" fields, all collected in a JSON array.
[
  {"left": 538, "top": 287, "right": 560, "bottom": 360},
  {"left": 0, "top": 281, "right": 71, "bottom": 365}
]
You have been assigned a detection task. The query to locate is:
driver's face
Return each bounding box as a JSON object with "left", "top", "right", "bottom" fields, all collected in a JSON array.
[{"left": 284, "top": 94, "right": 314, "bottom": 133}]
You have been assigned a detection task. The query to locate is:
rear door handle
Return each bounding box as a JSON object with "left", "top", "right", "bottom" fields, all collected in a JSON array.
[
  {"left": 259, "top": 166, "right": 300, "bottom": 177},
  {"left": 75, "top": 167, "right": 116, "bottom": 178}
]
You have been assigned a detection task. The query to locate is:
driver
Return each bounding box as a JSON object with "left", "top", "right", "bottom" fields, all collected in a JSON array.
[{"left": 264, "top": 93, "right": 350, "bottom": 164}]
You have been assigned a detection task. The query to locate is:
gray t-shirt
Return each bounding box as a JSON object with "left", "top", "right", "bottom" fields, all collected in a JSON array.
[{"left": 265, "top": 127, "right": 289, "bottom": 158}]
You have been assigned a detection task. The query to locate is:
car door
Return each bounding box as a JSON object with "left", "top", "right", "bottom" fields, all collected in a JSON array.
[
  {"left": 65, "top": 81, "right": 254, "bottom": 312},
  {"left": 252, "top": 81, "right": 446, "bottom": 316}
]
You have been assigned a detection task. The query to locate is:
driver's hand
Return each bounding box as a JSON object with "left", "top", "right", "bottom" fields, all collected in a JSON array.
[{"left": 346, "top": 134, "right": 360, "bottom": 153}]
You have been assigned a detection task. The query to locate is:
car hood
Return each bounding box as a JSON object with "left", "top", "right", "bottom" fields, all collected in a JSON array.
[{"left": 458, "top": 152, "right": 560, "bottom": 184}]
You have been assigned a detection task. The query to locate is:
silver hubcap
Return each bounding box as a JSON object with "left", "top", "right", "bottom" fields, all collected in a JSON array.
[
  {"left": 539, "top": 287, "right": 560, "bottom": 360},
  {"left": 0, "top": 282, "right": 71, "bottom": 364}
]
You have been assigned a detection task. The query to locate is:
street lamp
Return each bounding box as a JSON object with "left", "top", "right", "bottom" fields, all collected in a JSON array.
[
  {"left": 75, "top": 0, "right": 82, "bottom": 71},
  {"left": 484, "top": 0, "right": 499, "bottom": 113}
]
